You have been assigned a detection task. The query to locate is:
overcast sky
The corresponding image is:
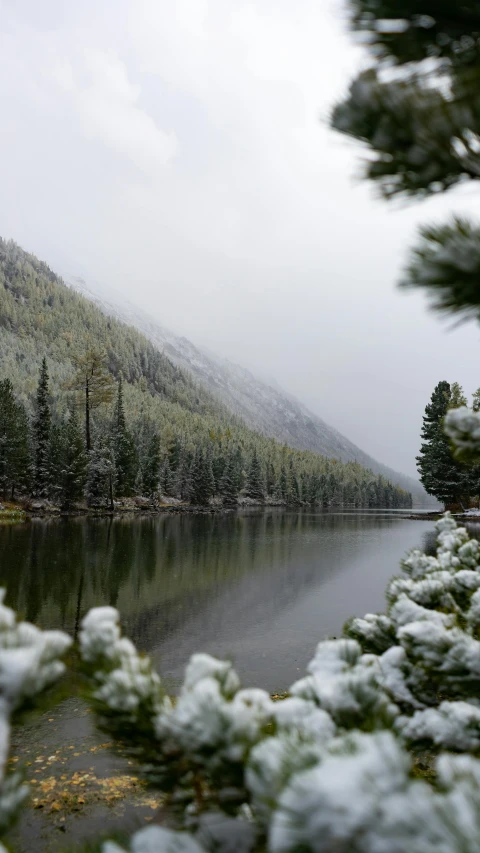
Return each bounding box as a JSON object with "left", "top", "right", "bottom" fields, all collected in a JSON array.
[{"left": 1, "top": 0, "right": 480, "bottom": 479}]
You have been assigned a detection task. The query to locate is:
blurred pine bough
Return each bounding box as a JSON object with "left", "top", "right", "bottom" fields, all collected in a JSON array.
[{"left": 331, "top": 1, "right": 480, "bottom": 323}]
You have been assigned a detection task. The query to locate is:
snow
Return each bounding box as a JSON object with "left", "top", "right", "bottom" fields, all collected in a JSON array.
[
  {"left": 400, "top": 701, "right": 480, "bottom": 750},
  {"left": 102, "top": 826, "right": 206, "bottom": 853},
  {"left": 79, "top": 607, "right": 163, "bottom": 720}
]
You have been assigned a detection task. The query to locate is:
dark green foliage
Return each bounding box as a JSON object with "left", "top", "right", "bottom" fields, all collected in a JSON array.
[
  {"left": 0, "top": 379, "right": 31, "bottom": 499},
  {"left": 276, "top": 465, "right": 288, "bottom": 502},
  {"left": 287, "top": 459, "right": 301, "bottom": 506},
  {"left": 417, "top": 381, "right": 468, "bottom": 507},
  {"left": 142, "top": 433, "right": 161, "bottom": 497},
  {"left": 245, "top": 449, "right": 265, "bottom": 502},
  {"left": 87, "top": 441, "right": 116, "bottom": 508},
  {"left": 219, "top": 456, "right": 238, "bottom": 506},
  {"left": 190, "top": 449, "right": 215, "bottom": 506},
  {"left": 347, "top": 1, "right": 480, "bottom": 68},
  {"left": 400, "top": 218, "right": 480, "bottom": 322},
  {"left": 58, "top": 408, "right": 88, "bottom": 506},
  {"left": 331, "top": 1, "right": 480, "bottom": 317},
  {"left": 111, "top": 382, "right": 137, "bottom": 496},
  {"left": 33, "top": 358, "right": 51, "bottom": 497}
]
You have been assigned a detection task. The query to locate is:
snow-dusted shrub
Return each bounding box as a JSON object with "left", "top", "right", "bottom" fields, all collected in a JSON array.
[
  {"left": 399, "top": 701, "right": 480, "bottom": 751},
  {"left": 290, "top": 639, "right": 398, "bottom": 730},
  {"left": 79, "top": 606, "right": 164, "bottom": 725},
  {"left": 0, "top": 589, "right": 71, "bottom": 836}
]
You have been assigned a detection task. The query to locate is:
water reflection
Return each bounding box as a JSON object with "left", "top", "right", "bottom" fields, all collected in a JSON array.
[{"left": 0, "top": 511, "right": 430, "bottom": 690}]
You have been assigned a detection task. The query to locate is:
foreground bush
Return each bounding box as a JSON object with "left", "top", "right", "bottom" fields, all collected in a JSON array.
[{"left": 8, "top": 512, "right": 480, "bottom": 850}]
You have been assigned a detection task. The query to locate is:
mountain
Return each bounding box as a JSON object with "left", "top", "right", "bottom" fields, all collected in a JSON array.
[
  {"left": 0, "top": 237, "right": 413, "bottom": 510},
  {"left": 63, "top": 274, "right": 431, "bottom": 506}
]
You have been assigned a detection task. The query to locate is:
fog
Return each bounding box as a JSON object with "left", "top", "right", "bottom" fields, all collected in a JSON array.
[{"left": 1, "top": 0, "right": 480, "bottom": 479}]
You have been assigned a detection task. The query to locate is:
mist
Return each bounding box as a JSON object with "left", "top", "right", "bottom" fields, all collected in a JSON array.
[{"left": 1, "top": 0, "right": 480, "bottom": 479}]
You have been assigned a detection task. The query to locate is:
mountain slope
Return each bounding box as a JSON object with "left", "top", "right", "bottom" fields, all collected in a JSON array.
[
  {"left": 0, "top": 238, "right": 413, "bottom": 510},
  {"left": 64, "top": 274, "right": 431, "bottom": 506}
]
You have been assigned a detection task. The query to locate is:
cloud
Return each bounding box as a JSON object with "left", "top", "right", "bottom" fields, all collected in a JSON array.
[
  {"left": 1, "top": 0, "right": 480, "bottom": 476},
  {"left": 73, "top": 51, "right": 179, "bottom": 173}
]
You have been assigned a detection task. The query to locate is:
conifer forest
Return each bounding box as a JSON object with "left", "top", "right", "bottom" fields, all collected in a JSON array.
[{"left": 0, "top": 239, "right": 412, "bottom": 511}]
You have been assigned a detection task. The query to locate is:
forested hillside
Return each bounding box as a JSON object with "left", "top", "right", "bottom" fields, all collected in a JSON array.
[
  {"left": 0, "top": 238, "right": 412, "bottom": 509},
  {"left": 66, "top": 273, "right": 427, "bottom": 504}
]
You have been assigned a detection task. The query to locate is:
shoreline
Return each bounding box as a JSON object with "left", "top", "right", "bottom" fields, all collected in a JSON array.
[{"left": 0, "top": 502, "right": 419, "bottom": 524}]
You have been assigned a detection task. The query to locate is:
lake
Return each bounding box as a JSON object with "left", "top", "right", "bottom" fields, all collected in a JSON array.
[
  {"left": 1, "top": 509, "right": 444, "bottom": 850},
  {"left": 0, "top": 509, "right": 435, "bottom": 691}
]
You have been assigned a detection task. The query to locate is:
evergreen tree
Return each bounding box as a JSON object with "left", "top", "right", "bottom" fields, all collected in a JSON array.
[
  {"left": 142, "top": 432, "right": 161, "bottom": 497},
  {"left": 160, "top": 458, "right": 178, "bottom": 496},
  {"left": 245, "top": 449, "right": 264, "bottom": 502},
  {"left": 265, "top": 461, "right": 276, "bottom": 497},
  {"left": 449, "top": 382, "right": 468, "bottom": 409},
  {"left": 33, "top": 358, "right": 52, "bottom": 497},
  {"left": 417, "top": 381, "right": 468, "bottom": 508},
  {"left": 0, "top": 379, "right": 31, "bottom": 500},
  {"left": 47, "top": 423, "right": 64, "bottom": 503},
  {"left": 12, "top": 404, "right": 31, "bottom": 499},
  {"left": 69, "top": 348, "right": 115, "bottom": 451},
  {"left": 59, "top": 408, "right": 87, "bottom": 507},
  {"left": 219, "top": 456, "right": 238, "bottom": 507},
  {"left": 111, "top": 381, "right": 137, "bottom": 496},
  {"left": 190, "top": 449, "right": 214, "bottom": 506},
  {"left": 276, "top": 465, "right": 288, "bottom": 502},
  {"left": 87, "top": 440, "right": 115, "bottom": 509},
  {"left": 286, "top": 458, "right": 301, "bottom": 506}
]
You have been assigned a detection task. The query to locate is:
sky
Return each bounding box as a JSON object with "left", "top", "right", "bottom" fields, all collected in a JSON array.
[{"left": 1, "top": 0, "right": 480, "bottom": 479}]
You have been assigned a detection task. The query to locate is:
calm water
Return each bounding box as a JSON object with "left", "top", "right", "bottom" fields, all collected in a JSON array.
[{"left": 0, "top": 509, "right": 434, "bottom": 691}]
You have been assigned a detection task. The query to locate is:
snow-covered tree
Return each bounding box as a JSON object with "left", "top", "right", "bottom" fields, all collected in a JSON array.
[
  {"left": 111, "top": 381, "right": 138, "bottom": 496},
  {"left": 417, "top": 381, "right": 468, "bottom": 507},
  {"left": 33, "top": 358, "right": 51, "bottom": 497},
  {"left": 245, "top": 449, "right": 265, "bottom": 502}
]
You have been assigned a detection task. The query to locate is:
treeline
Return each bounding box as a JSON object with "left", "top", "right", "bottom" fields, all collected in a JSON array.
[
  {"left": 0, "top": 357, "right": 412, "bottom": 509},
  {"left": 0, "top": 237, "right": 412, "bottom": 509}
]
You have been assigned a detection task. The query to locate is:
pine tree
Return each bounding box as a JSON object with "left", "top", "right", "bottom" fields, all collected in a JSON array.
[
  {"left": 417, "top": 381, "right": 468, "bottom": 508},
  {"left": 0, "top": 379, "right": 31, "bottom": 500},
  {"left": 33, "top": 358, "right": 52, "bottom": 497},
  {"left": 449, "top": 383, "right": 468, "bottom": 409},
  {"left": 48, "top": 423, "right": 64, "bottom": 503},
  {"left": 142, "top": 432, "right": 161, "bottom": 497},
  {"left": 286, "top": 458, "right": 301, "bottom": 506},
  {"left": 111, "top": 381, "right": 137, "bottom": 496},
  {"left": 219, "top": 455, "right": 238, "bottom": 507},
  {"left": 276, "top": 465, "right": 288, "bottom": 502},
  {"left": 245, "top": 449, "right": 264, "bottom": 502},
  {"left": 59, "top": 408, "right": 87, "bottom": 507},
  {"left": 265, "top": 461, "right": 276, "bottom": 497},
  {"left": 12, "top": 404, "right": 31, "bottom": 499},
  {"left": 190, "top": 449, "right": 214, "bottom": 506},
  {"left": 69, "top": 348, "right": 115, "bottom": 451},
  {"left": 87, "top": 440, "right": 116, "bottom": 509}
]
